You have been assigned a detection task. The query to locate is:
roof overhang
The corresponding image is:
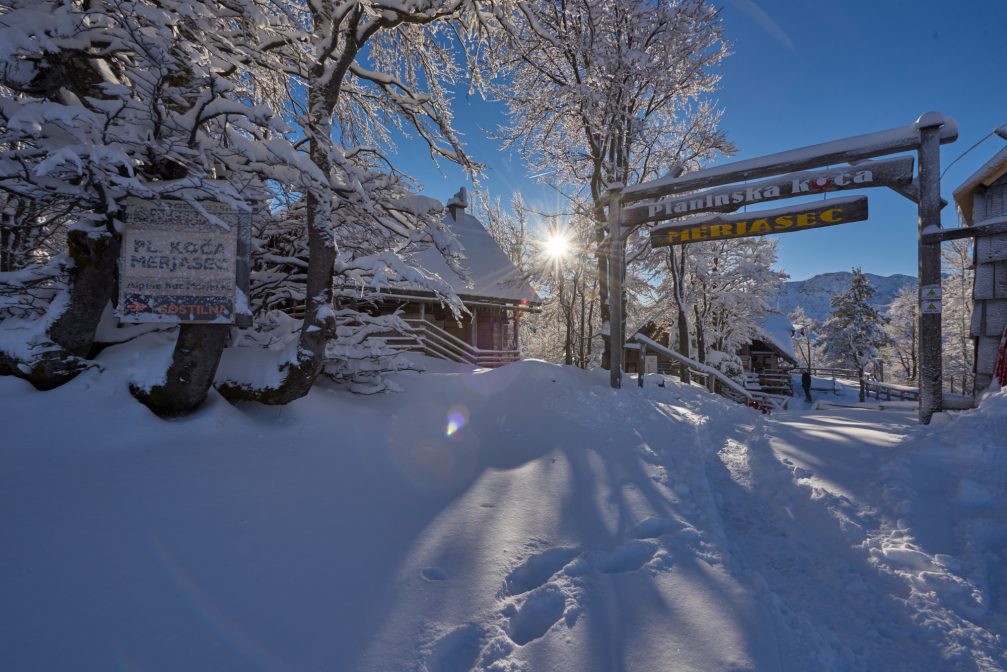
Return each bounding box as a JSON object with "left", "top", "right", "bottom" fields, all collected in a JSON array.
[
  {"left": 334, "top": 287, "right": 543, "bottom": 312},
  {"left": 953, "top": 145, "right": 1007, "bottom": 225}
]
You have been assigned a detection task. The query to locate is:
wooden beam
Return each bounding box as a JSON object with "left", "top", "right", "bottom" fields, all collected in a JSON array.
[
  {"left": 622, "top": 114, "right": 957, "bottom": 204},
  {"left": 626, "top": 157, "right": 912, "bottom": 226},
  {"left": 885, "top": 178, "right": 948, "bottom": 209},
  {"left": 921, "top": 216, "right": 1007, "bottom": 244},
  {"left": 917, "top": 119, "right": 944, "bottom": 425}
]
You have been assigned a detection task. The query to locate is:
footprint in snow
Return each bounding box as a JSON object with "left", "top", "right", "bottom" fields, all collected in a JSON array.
[
  {"left": 422, "top": 567, "right": 448, "bottom": 581},
  {"left": 506, "top": 585, "right": 566, "bottom": 645},
  {"left": 425, "top": 624, "right": 483, "bottom": 672},
  {"left": 503, "top": 547, "right": 580, "bottom": 597},
  {"left": 596, "top": 540, "right": 658, "bottom": 574},
  {"left": 631, "top": 516, "right": 682, "bottom": 539}
]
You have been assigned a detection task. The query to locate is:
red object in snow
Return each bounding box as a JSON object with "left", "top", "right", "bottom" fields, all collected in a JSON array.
[{"left": 996, "top": 326, "right": 1007, "bottom": 387}]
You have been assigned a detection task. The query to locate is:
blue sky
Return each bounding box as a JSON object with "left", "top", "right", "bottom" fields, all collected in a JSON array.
[{"left": 397, "top": 0, "right": 1007, "bottom": 281}]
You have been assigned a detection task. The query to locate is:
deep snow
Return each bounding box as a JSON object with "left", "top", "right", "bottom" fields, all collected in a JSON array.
[{"left": 1, "top": 336, "right": 1005, "bottom": 671}]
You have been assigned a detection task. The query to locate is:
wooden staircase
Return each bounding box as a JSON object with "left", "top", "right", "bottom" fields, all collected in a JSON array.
[{"left": 383, "top": 318, "right": 521, "bottom": 368}]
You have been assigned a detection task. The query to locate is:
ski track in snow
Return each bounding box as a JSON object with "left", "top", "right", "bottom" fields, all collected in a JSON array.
[
  {"left": 694, "top": 401, "right": 1007, "bottom": 671},
  {"left": 418, "top": 385, "right": 1006, "bottom": 672}
]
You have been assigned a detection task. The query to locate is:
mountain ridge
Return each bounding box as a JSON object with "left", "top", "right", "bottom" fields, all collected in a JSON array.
[{"left": 773, "top": 271, "right": 917, "bottom": 323}]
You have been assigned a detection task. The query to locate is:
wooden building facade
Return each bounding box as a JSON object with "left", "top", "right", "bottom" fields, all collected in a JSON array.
[
  {"left": 625, "top": 314, "right": 797, "bottom": 393},
  {"left": 340, "top": 189, "right": 541, "bottom": 367},
  {"left": 953, "top": 146, "right": 1007, "bottom": 393}
]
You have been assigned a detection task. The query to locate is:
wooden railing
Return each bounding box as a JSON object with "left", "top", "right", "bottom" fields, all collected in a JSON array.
[
  {"left": 633, "top": 334, "right": 754, "bottom": 403},
  {"left": 863, "top": 380, "right": 919, "bottom": 401},
  {"left": 634, "top": 335, "right": 798, "bottom": 410},
  {"left": 383, "top": 318, "right": 521, "bottom": 368},
  {"left": 808, "top": 366, "right": 859, "bottom": 380},
  {"left": 741, "top": 371, "right": 794, "bottom": 397}
]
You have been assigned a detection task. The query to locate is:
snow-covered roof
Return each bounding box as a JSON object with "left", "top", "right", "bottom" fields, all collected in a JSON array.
[
  {"left": 407, "top": 208, "right": 541, "bottom": 305},
  {"left": 755, "top": 312, "right": 797, "bottom": 364},
  {"left": 953, "top": 145, "right": 1007, "bottom": 225}
]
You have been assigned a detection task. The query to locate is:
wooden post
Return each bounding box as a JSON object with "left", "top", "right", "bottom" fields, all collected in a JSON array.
[
  {"left": 918, "top": 115, "right": 944, "bottom": 424},
  {"left": 638, "top": 342, "right": 646, "bottom": 388},
  {"left": 607, "top": 184, "right": 624, "bottom": 389}
]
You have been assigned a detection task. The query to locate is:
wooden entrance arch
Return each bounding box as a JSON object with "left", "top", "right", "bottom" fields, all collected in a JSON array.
[{"left": 604, "top": 112, "right": 957, "bottom": 424}]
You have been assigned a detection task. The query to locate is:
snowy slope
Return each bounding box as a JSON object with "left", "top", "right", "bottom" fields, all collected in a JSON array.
[
  {"left": 774, "top": 271, "right": 917, "bottom": 322},
  {"left": 1, "top": 337, "right": 1005, "bottom": 672}
]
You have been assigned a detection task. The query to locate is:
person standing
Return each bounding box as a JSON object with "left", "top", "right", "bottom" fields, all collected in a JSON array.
[{"left": 801, "top": 369, "right": 812, "bottom": 403}]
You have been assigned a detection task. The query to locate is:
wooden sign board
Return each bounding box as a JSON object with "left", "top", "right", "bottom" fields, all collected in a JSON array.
[
  {"left": 627, "top": 156, "right": 911, "bottom": 226},
  {"left": 119, "top": 198, "right": 251, "bottom": 324},
  {"left": 650, "top": 196, "right": 869, "bottom": 248}
]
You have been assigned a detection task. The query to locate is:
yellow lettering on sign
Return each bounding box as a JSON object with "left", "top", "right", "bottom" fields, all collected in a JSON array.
[
  {"left": 709, "top": 224, "right": 731, "bottom": 238},
  {"left": 820, "top": 207, "right": 842, "bottom": 223},
  {"left": 774, "top": 215, "right": 793, "bottom": 230},
  {"left": 796, "top": 212, "right": 818, "bottom": 227},
  {"left": 736, "top": 221, "right": 748, "bottom": 236},
  {"left": 750, "top": 219, "right": 771, "bottom": 234},
  {"left": 691, "top": 226, "right": 708, "bottom": 240}
]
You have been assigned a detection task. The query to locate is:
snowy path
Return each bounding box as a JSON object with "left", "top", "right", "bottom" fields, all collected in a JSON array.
[
  {"left": 2, "top": 356, "right": 1004, "bottom": 672},
  {"left": 699, "top": 402, "right": 1005, "bottom": 671},
  {"left": 700, "top": 406, "right": 935, "bottom": 669}
]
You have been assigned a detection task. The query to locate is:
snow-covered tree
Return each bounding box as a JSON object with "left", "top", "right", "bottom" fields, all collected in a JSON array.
[
  {"left": 215, "top": 0, "right": 486, "bottom": 405},
  {"left": 686, "top": 237, "right": 787, "bottom": 371},
  {"left": 942, "top": 239, "right": 974, "bottom": 394},
  {"left": 788, "top": 306, "right": 817, "bottom": 372},
  {"left": 665, "top": 244, "right": 692, "bottom": 382},
  {"left": 477, "top": 191, "right": 606, "bottom": 369},
  {"left": 819, "top": 267, "right": 889, "bottom": 400},
  {"left": 494, "top": 0, "right": 731, "bottom": 367},
  {"left": 0, "top": 0, "right": 288, "bottom": 402},
  {"left": 883, "top": 284, "right": 918, "bottom": 384}
]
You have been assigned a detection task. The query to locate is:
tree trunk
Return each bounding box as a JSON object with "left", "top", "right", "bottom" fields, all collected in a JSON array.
[
  {"left": 584, "top": 277, "right": 597, "bottom": 369},
  {"left": 693, "top": 304, "right": 706, "bottom": 365},
  {"left": 560, "top": 273, "right": 573, "bottom": 365},
  {"left": 48, "top": 227, "right": 120, "bottom": 358},
  {"left": 577, "top": 275, "right": 587, "bottom": 367},
  {"left": 668, "top": 247, "right": 690, "bottom": 384},
  {"left": 596, "top": 221, "right": 610, "bottom": 369},
  {"left": 1, "top": 226, "right": 119, "bottom": 390},
  {"left": 132, "top": 324, "right": 230, "bottom": 416},
  {"left": 218, "top": 81, "right": 337, "bottom": 405}
]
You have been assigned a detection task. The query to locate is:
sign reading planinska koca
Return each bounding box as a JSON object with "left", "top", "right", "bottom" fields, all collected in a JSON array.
[
  {"left": 626, "top": 156, "right": 912, "bottom": 226},
  {"left": 650, "top": 196, "right": 868, "bottom": 248}
]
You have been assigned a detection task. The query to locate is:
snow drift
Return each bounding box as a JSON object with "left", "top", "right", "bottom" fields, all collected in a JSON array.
[{"left": 1, "top": 335, "right": 1004, "bottom": 671}]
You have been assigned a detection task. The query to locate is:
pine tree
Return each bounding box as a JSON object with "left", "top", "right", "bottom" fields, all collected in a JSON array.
[{"left": 819, "top": 268, "right": 890, "bottom": 401}]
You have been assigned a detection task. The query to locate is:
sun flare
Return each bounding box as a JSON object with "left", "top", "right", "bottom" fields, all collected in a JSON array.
[{"left": 543, "top": 234, "right": 570, "bottom": 259}]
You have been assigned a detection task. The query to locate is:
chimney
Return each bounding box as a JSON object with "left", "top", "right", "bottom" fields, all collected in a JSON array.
[{"left": 446, "top": 186, "right": 468, "bottom": 221}]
